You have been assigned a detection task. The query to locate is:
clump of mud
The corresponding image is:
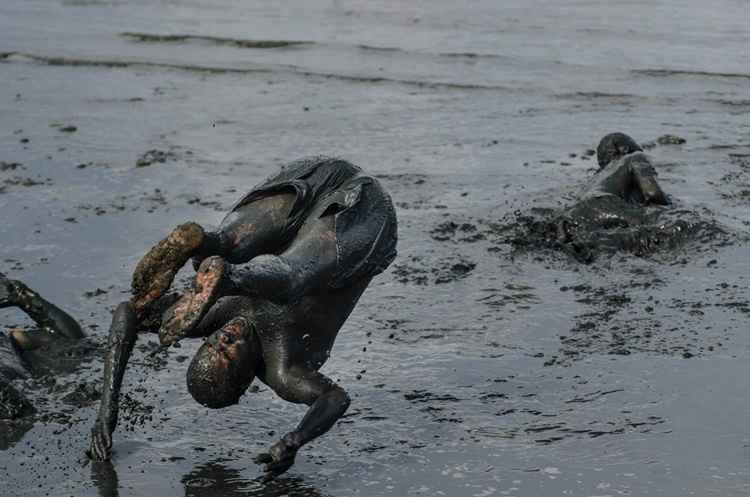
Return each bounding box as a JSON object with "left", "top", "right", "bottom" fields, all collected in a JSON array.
[
  {"left": 493, "top": 206, "right": 731, "bottom": 264},
  {"left": 136, "top": 149, "right": 177, "bottom": 168},
  {"left": 392, "top": 255, "right": 476, "bottom": 285}
]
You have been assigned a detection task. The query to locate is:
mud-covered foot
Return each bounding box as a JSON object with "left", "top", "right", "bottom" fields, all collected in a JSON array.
[
  {"left": 131, "top": 222, "right": 205, "bottom": 315},
  {"left": 159, "top": 256, "right": 226, "bottom": 346}
]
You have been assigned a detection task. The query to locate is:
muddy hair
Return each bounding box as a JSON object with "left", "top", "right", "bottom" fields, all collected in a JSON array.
[{"left": 596, "top": 132, "right": 643, "bottom": 168}]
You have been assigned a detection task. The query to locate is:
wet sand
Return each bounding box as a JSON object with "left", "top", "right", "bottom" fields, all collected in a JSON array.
[{"left": 2, "top": 0, "right": 750, "bottom": 496}]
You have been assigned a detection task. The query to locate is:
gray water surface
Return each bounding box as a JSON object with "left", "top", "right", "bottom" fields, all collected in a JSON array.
[{"left": 1, "top": 1, "right": 750, "bottom": 496}]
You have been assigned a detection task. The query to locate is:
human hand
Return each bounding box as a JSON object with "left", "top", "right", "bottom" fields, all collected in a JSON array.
[{"left": 254, "top": 437, "right": 298, "bottom": 481}]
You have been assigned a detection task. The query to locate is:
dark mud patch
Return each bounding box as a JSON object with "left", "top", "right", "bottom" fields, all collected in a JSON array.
[
  {"left": 546, "top": 275, "right": 748, "bottom": 365},
  {"left": 2, "top": 175, "right": 53, "bottom": 190},
  {"left": 0, "top": 161, "right": 23, "bottom": 171},
  {"left": 121, "top": 32, "right": 313, "bottom": 49},
  {"left": 476, "top": 283, "right": 540, "bottom": 310},
  {"left": 641, "top": 134, "right": 687, "bottom": 149},
  {"left": 714, "top": 149, "right": 750, "bottom": 207},
  {"left": 49, "top": 123, "right": 78, "bottom": 133},
  {"left": 430, "top": 220, "right": 486, "bottom": 243},
  {"left": 633, "top": 68, "right": 750, "bottom": 80},
  {"left": 392, "top": 254, "right": 476, "bottom": 285},
  {"left": 490, "top": 206, "right": 732, "bottom": 265},
  {"left": 136, "top": 149, "right": 178, "bottom": 168}
]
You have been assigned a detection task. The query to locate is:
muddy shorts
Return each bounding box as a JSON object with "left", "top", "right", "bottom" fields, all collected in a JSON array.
[{"left": 226, "top": 157, "right": 398, "bottom": 288}]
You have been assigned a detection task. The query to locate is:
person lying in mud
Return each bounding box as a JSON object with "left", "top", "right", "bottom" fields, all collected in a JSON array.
[
  {"left": 0, "top": 273, "right": 84, "bottom": 420},
  {"left": 88, "top": 157, "right": 398, "bottom": 480},
  {"left": 548, "top": 132, "right": 677, "bottom": 261}
]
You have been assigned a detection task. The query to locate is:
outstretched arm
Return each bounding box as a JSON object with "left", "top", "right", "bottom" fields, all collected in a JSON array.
[
  {"left": 88, "top": 301, "right": 138, "bottom": 461},
  {"left": 256, "top": 367, "right": 351, "bottom": 480},
  {"left": 0, "top": 274, "right": 83, "bottom": 346}
]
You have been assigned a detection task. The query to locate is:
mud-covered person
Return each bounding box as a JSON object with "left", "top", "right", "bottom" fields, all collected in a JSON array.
[
  {"left": 0, "top": 273, "right": 84, "bottom": 419},
  {"left": 88, "top": 157, "right": 398, "bottom": 479},
  {"left": 551, "top": 132, "right": 673, "bottom": 261}
]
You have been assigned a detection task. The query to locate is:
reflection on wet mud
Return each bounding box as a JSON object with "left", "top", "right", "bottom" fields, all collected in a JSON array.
[{"left": 182, "top": 462, "right": 328, "bottom": 497}]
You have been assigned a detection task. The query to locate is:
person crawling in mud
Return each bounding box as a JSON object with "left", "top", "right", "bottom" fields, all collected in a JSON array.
[
  {"left": 88, "top": 157, "right": 398, "bottom": 480},
  {"left": 0, "top": 273, "right": 84, "bottom": 420},
  {"left": 546, "top": 132, "right": 679, "bottom": 261}
]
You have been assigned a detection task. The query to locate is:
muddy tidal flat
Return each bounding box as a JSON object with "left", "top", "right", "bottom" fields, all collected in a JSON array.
[{"left": 2, "top": 0, "right": 750, "bottom": 496}]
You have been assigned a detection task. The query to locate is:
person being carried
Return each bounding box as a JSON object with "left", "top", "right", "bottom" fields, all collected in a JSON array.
[
  {"left": 88, "top": 157, "right": 398, "bottom": 480},
  {"left": 0, "top": 273, "right": 84, "bottom": 419}
]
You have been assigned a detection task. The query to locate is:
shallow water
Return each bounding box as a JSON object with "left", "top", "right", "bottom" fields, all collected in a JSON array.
[{"left": 1, "top": 0, "right": 750, "bottom": 495}]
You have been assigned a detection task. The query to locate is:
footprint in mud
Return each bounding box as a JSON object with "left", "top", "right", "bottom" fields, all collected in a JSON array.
[{"left": 392, "top": 254, "right": 476, "bottom": 285}]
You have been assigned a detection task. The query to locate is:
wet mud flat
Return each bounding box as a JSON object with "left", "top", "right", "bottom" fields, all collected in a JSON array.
[{"left": 2, "top": 0, "right": 750, "bottom": 496}]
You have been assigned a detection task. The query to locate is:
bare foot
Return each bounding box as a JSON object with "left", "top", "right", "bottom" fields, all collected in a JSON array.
[
  {"left": 159, "top": 256, "right": 226, "bottom": 346},
  {"left": 131, "top": 222, "right": 205, "bottom": 315}
]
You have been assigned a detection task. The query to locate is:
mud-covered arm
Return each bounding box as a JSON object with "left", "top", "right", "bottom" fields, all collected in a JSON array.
[
  {"left": 256, "top": 367, "right": 351, "bottom": 480},
  {"left": 0, "top": 275, "right": 83, "bottom": 339},
  {"left": 629, "top": 156, "right": 668, "bottom": 205},
  {"left": 89, "top": 301, "right": 138, "bottom": 461}
]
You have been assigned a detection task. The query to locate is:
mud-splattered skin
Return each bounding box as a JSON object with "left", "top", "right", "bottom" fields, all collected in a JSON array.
[
  {"left": 549, "top": 133, "right": 675, "bottom": 261},
  {"left": 90, "top": 159, "right": 397, "bottom": 481},
  {"left": 0, "top": 273, "right": 84, "bottom": 420}
]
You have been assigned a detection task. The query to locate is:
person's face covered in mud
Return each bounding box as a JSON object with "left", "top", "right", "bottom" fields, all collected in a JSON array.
[{"left": 186, "top": 317, "right": 259, "bottom": 408}]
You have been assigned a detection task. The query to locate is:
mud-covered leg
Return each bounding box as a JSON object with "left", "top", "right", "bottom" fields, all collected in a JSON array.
[
  {"left": 256, "top": 367, "right": 350, "bottom": 480},
  {"left": 88, "top": 302, "right": 138, "bottom": 461}
]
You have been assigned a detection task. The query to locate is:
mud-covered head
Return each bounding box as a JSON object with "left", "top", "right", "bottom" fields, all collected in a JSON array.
[
  {"left": 597, "top": 133, "right": 643, "bottom": 168},
  {"left": 187, "top": 317, "right": 258, "bottom": 408}
]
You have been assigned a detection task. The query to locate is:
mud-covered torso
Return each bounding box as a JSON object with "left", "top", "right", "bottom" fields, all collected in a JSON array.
[{"left": 240, "top": 277, "right": 370, "bottom": 379}]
